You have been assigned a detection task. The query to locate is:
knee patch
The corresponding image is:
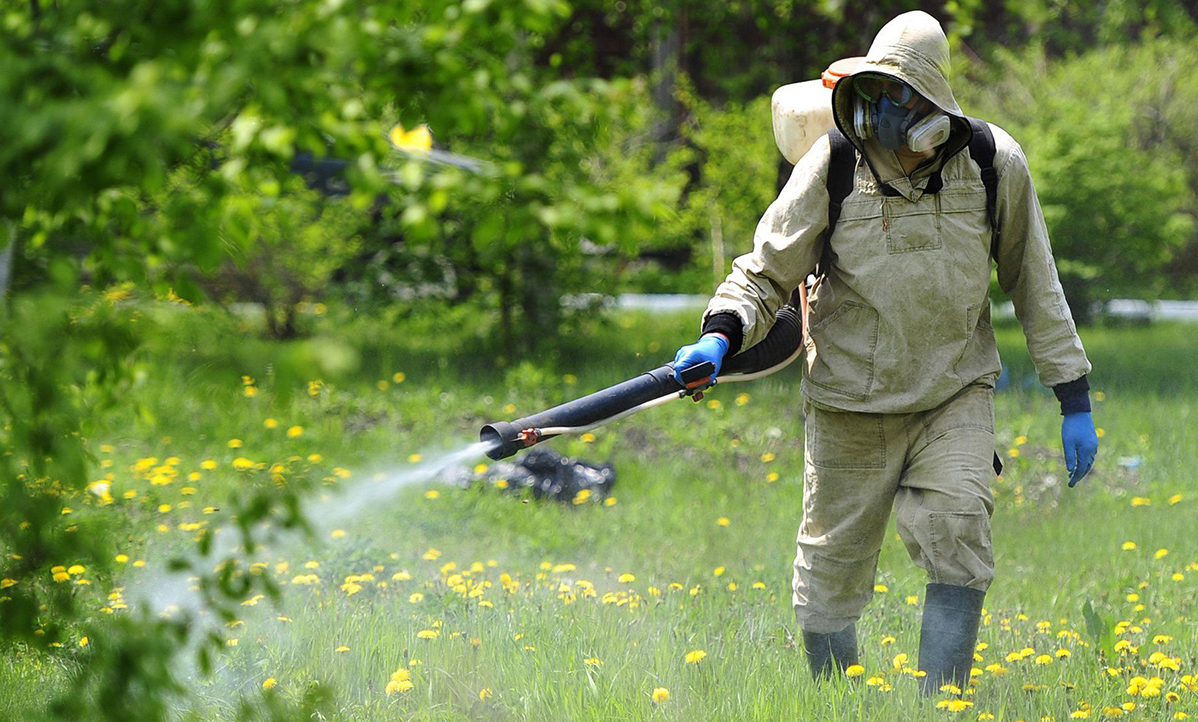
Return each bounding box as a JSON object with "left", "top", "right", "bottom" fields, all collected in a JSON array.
[{"left": 925, "top": 510, "right": 994, "bottom": 590}]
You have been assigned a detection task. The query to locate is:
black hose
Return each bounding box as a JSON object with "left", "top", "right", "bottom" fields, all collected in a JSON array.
[
  {"left": 722, "top": 299, "right": 803, "bottom": 376},
  {"left": 480, "top": 292, "right": 805, "bottom": 460}
]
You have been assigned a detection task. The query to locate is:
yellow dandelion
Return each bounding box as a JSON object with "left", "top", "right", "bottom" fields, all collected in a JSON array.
[
  {"left": 580, "top": 432, "right": 596, "bottom": 443},
  {"left": 424, "top": 489, "right": 440, "bottom": 500},
  {"left": 618, "top": 573, "right": 635, "bottom": 583},
  {"left": 409, "top": 592, "right": 424, "bottom": 603},
  {"left": 1154, "top": 548, "right": 1169, "bottom": 559},
  {"left": 652, "top": 687, "right": 670, "bottom": 704},
  {"left": 227, "top": 439, "right": 243, "bottom": 448},
  {"left": 1122, "top": 541, "right": 1137, "bottom": 550},
  {"left": 874, "top": 584, "right": 889, "bottom": 593},
  {"left": 684, "top": 649, "right": 707, "bottom": 664},
  {"left": 717, "top": 517, "right": 731, "bottom": 527},
  {"left": 1168, "top": 494, "right": 1183, "bottom": 505},
  {"left": 416, "top": 629, "right": 440, "bottom": 639},
  {"left": 845, "top": 664, "right": 865, "bottom": 677},
  {"left": 479, "top": 688, "right": 492, "bottom": 700},
  {"left": 385, "top": 679, "right": 414, "bottom": 695},
  {"left": 262, "top": 677, "right": 276, "bottom": 690},
  {"left": 286, "top": 426, "right": 303, "bottom": 438}
]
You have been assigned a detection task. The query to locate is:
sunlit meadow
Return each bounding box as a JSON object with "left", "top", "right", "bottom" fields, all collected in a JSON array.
[{"left": 1, "top": 300, "right": 1195, "bottom": 720}]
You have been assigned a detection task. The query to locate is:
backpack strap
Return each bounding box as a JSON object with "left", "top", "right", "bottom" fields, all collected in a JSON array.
[
  {"left": 820, "top": 128, "right": 857, "bottom": 277},
  {"left": 967, "top": 117, "right": 1000, "bottom": 262}
]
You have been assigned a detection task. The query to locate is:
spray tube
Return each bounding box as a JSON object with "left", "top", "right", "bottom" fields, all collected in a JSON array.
[{"left": 480, "top": 293, "right": 804, "bottom": 460}]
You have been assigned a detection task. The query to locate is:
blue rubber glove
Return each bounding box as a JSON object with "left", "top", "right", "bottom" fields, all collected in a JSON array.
[
  {"left": 672, "top": 334, "right": 729, "bottom": 385},
  {"left": 1061, "top": 411, "right": 1098, "bottom": 487}
]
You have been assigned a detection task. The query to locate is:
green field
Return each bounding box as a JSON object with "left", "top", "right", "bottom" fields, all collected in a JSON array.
[{"left": 3, "top": 304, "right": 1196, "bottom": 720}]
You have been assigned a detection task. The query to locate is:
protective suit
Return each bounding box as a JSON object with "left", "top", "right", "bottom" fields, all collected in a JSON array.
[{"left": 689, "top": 11, "right": 1094, "bottom": 693}]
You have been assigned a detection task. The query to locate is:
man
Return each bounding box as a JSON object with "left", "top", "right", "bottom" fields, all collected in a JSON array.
[{"left": 672, "top": 11, "right": 1098, "bottom": 694}]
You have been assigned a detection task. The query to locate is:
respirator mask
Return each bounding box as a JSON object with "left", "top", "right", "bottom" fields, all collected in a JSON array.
[{"left": 851, "top": 73, "right": 951, "bottom": 153}]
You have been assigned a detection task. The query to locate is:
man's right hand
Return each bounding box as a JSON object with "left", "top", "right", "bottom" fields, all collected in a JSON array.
[{"left": 672, "top": 334, "right": 729, "bottom": 385}]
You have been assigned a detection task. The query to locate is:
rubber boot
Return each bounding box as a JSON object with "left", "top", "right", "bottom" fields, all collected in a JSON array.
[
  {"left": 917, "top": 582, "right": 986, "bottom": 696},
  {"left": 802, "top": 623, "right": 858, "bottom": 680}
]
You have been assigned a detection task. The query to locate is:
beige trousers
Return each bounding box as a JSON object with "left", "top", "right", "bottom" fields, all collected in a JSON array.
[{"left": 793, "top": 383, "right": 996, "bottom": 634}]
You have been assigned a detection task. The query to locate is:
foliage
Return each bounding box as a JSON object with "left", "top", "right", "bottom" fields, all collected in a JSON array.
[
  {"left": 0, "top": 0, "right": 675, "bottom": 717},
  {"left": 662, "top": 81, "right": 781, "bottom": 293},
  {"left": 957, "top": 40, "right": 1197, "bottom": 310}
]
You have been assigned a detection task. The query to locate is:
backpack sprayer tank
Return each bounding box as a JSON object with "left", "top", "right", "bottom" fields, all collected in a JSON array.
[
  {"left": 479, "top": 58, "right": 863, "bottom": 461},
  {"left": 771, "top": 57, "right": 862, "bottom": 163}
]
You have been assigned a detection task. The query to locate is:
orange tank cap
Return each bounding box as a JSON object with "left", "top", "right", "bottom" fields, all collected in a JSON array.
[{"left": 821, "top": 57, "right": 865, "bottom": 89}]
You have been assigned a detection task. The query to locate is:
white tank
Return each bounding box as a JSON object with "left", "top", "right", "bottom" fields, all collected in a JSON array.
[{"left": 771, "top": 57, "right": 863, "bottom": 164}]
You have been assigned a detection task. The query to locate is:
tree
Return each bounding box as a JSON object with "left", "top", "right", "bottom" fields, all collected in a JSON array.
[{"left": 956, "top": 41, "right": 1197, "bottom": 317}]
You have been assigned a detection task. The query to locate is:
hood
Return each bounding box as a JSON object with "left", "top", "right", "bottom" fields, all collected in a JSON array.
[{"left": 831, "top": 11, "right": 971, "bottom": 163}]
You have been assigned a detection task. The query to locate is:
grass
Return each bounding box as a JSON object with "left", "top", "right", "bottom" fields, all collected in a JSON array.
[{"left": 2, "top": 302, "right": 1196, "bottom": 720}]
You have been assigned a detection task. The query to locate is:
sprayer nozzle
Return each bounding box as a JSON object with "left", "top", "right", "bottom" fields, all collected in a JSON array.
[{"left": 480, "top": 421, "right": 522, "bottom": 460}]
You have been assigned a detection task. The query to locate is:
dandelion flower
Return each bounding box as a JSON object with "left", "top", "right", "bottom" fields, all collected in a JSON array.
[
  {"left": 684, "top": 649, "right": 707, "bottom": 664},
  {"left": 262, "top": 678, "right": 276, "bottom": 690},
  {"left": 652, "top": 687, "right": 670, "bottom": 703},
  {"left": 618, "top": 573, "right": 635, "bottom": 583},
  {"left": 1154, "top": 548, "right": 1169, "bottom": 559},
  {"left": 479, "top": 688, "right": 492, "bottom": 700},
  {"left": 385, "top": 679, "right": 413, "bottom": 695},
  {"left": 424, "top": 490, "right": 440, "bottom": 500},
  {"left": 416, "top": 629, "right": 440, "bottom": 640},
  {"left": 845, "top": 664, "right": 865, "bottom": 677},
  {"left": 716, "top": 517, "right": 731, "bottom": 527},
  {"left": 331, "top": 529, "right": 346, "bottom": 539},
  {"left": 228, "top": 439, "right": 243, "bottom": 448},
  {"left": 934, "top": 699, "right": 973, "bottom": 712},
  {"left": 409, "top": 592, "right": 424, "bottom": 603}
]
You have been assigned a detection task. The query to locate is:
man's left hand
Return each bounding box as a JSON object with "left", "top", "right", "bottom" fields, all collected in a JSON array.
[{"left": 1061, "top": 411, "right": 1098, "bottom": 487}]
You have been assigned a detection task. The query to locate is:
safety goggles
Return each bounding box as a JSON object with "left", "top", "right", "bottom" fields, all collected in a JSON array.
[{"left": 853, "top": 74, "right": 918, "bottom": 107}]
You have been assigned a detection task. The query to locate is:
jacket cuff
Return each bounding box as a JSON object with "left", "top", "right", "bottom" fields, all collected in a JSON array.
[
  {"left": 1052, "top": 374, "right": 1091, "bottom": 415},
  {"left": 701, "top": 312, "right": 744, "bottom": 356}
]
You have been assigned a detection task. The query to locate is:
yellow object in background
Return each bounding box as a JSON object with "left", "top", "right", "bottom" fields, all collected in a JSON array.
[{"left": 389, "top": 123, "right": 432, "bottom": 152}]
